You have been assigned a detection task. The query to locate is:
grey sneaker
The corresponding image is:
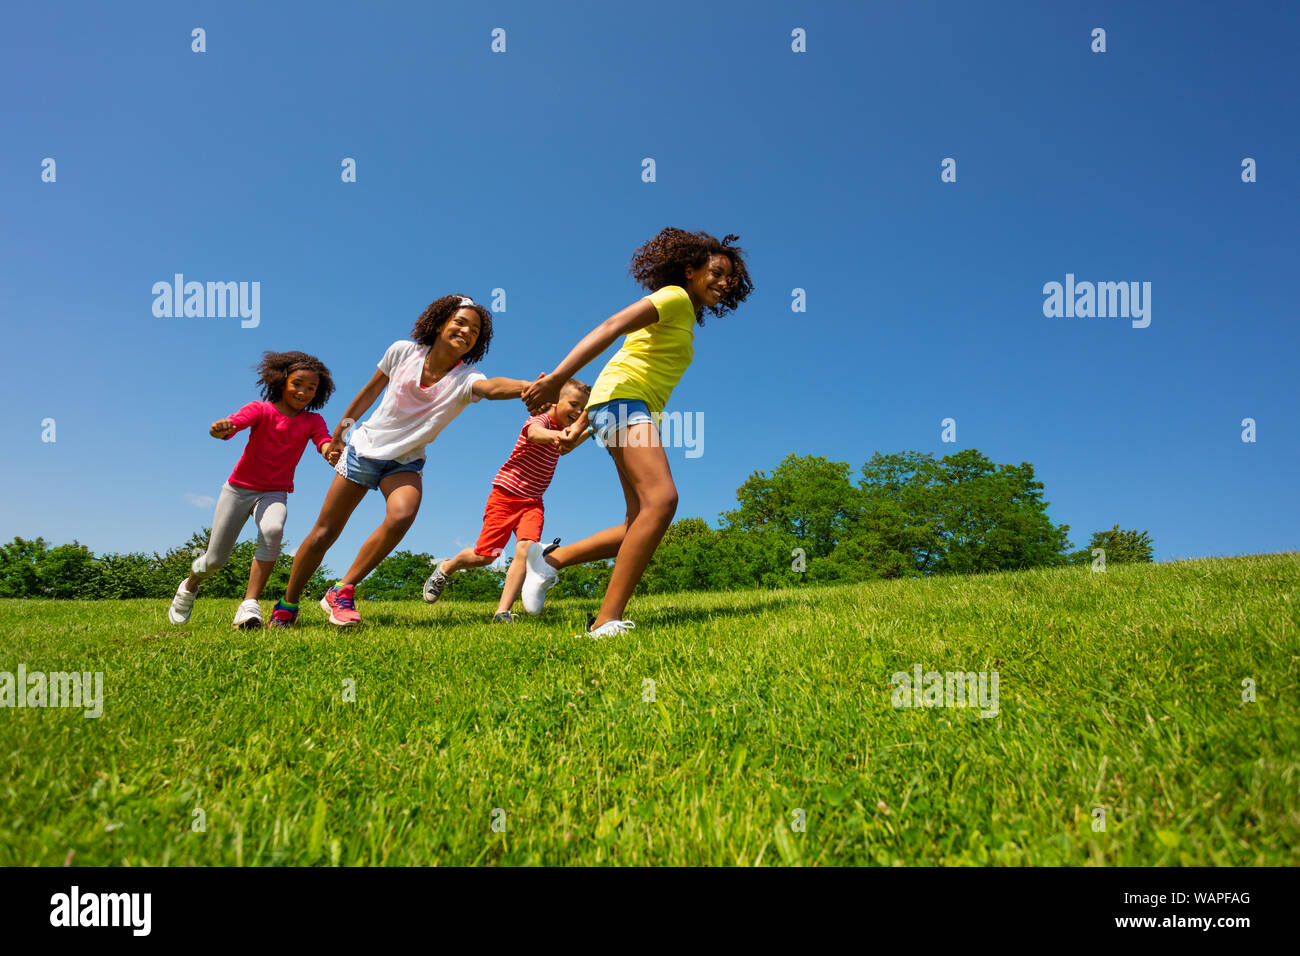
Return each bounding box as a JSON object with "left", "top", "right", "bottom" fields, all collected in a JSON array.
[
  {"left": 422, "top": 561, "right": 450, "bottom": 604},
  {"left": 492, "top": 611, "right": 516, "bottom": 623}
]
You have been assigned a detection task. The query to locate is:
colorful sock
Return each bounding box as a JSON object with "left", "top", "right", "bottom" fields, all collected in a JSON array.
[{"left": 280, "top": 599, "right": 298, "bottom": 610}]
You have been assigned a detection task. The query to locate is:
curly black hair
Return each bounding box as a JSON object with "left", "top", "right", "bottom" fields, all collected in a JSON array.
[
  {"left": 629, "top": 227, "right": 754, "bottom": 324},
  {"left": 411, "top": 295, "right": 494, "bottom": 365},
  {"left": 255, "top": 350, "right": 334, "bottom": 411}
]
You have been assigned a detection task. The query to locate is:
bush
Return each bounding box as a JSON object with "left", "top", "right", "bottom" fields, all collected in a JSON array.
[{"left": 0, "top": 532, "right": 332, "bottom": 600}]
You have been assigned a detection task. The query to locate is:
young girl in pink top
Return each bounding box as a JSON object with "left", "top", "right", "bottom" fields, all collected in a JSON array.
[{"left": 168, "top": 351, "right": 337, "bottom": 629}]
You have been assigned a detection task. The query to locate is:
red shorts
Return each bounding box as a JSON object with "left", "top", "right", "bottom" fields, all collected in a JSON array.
[{"left": 474, "top": 487, "right": 544, "bottom": 557}]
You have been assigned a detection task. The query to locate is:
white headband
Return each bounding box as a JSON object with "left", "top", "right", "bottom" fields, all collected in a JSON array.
[{"left": 458, "top": 297, "right": 475, "bottom": 306}]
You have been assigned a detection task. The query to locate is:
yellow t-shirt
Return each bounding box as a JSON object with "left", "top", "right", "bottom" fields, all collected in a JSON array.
[{"left": 587, "top": 285, "right": 696, "bottom": 414}]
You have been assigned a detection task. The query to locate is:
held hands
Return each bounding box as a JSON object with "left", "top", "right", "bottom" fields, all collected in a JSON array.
[
  {"left": 555, "top": 423, "right": 585, "bottom": 455},
  {"left": 522, "top": 373, "right": 563, "bottom": 414},
  {"left": 323, "top": 437, "right": 345, "bottom": 466},
  {"left": 209, "top": 417, "right": 237, "bottom": 439}
]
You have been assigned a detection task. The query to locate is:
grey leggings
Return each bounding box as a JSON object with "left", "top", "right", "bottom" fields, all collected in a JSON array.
[{"left": 191, "top": 482, "right": 288, "bottom": 578}]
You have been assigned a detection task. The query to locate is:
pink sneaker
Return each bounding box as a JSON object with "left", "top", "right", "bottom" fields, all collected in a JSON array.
[{"left": 320, "top": 584, "right": 361, "bottom": 626}]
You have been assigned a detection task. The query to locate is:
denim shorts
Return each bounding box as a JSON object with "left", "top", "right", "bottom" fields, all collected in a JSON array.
[
  {"left": 588, "top": 398, "right": 657, "bottom": 449},
  {"left": 335, "top": 443, "right": 425, "bottom": 490}
]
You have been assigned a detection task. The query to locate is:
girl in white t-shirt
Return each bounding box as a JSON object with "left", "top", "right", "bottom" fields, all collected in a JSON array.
[{"left": 272, "top": 295, "right": 532, "bottom": 628}]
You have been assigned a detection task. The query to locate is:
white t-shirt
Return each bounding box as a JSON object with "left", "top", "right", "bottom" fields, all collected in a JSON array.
[{"left": 349, "top": 341, "right": 487, "bottom": 463}]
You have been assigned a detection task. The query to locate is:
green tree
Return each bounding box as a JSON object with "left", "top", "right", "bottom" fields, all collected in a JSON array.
[
  {"left": 722, "top": 454, "right": 856, "bottom": 559},
  {"left": 92, "top": 553, "right": 156, "bottom": 599},
  {"left": 358, "top": 550, "right": 436, "bottom": 601},
  {"left": 551, "top": 560, "right": 613, "bottom": 600},
  {"left": 36, "top": 542, "right": 98, "bottom": 598},
  {"left": 0, "top": 537, "right": 49, "bottom": 597},
  {"left": 853, "top": 451, "right": 946, "bottom": 577},
  {"left": 711, "top": 527, "right": 804, "bottom": 590},
  {"left": 639, "top": 518, "right": 716, "bottom": 594},
  {"left": 1072, "top": 524, "right": 1154, "bottom": 565},
  {"left": 927, "top": 450, "right": 1072, "bottom": 575}
]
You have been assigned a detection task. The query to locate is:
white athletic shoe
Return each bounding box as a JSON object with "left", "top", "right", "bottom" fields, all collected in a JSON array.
[
  {"left": 168, "top": 580, "right": 196, "bottom": 625},
  {"left": 521, "top": 541, "right": 559, "bottom": 615},
  {"left": 586, "top": 619, "right": 636, "bottom": 639},
  {"left": 232, "top": 599, "right": 262, "bottom": 629}
]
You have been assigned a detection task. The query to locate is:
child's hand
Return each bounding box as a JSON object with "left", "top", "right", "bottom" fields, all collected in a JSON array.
[
  {"left": 210, "top": 418, "right": 236, "bottom": 439},
  {"left": 323, "top": 437, "right": 344, "bottom": 466},
  {"left": 556, "top": 425, "right": 586, "bottom": 455},
  {"left": 522, "top": 374, "right": 563, "bottom": 414}
]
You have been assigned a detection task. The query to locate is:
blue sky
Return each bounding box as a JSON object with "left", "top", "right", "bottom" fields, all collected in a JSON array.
[{"left": 2, "top": 0, "right": 1296, "bottom": 573}]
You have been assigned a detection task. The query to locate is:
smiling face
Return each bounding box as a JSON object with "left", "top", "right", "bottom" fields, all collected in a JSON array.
[
  {"left": 281, "top": 369, "right": 320, "bottom": 413},
  {"left": 683, "top": 254, "right": 734, "bottom": 310},
  {"left": 440, "top": 308, "right": 482, "bottom": 356},
  {"left": 552, "top": 386, "right": 587, "bottom": 427}
]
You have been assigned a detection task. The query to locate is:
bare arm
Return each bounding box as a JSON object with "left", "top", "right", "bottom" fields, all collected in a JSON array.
[
  {"left": 322, "top": 369, "right": 388, "bottom": 464},
  {"left": 526, "top": 422, "right": 564, "bottom": 445},
  {"left": 472, "top": 377, "right": 531, "bottom": 401},
  {"left": 522, "top": 299, "right": 660, "bottom": 412}
]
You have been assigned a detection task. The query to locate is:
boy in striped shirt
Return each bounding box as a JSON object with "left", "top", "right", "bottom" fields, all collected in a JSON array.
[{"left": 422, "top": 380, "right": 591, "bottom": 620}]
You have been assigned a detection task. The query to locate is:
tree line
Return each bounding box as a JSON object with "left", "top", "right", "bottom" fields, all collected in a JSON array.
[{"left": 0, "top": 449, "right": 1152, "bottom": 601}]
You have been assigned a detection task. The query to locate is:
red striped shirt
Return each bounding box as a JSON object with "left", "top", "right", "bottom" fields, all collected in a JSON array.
[{"left": 492, "top": 413, "right": 560, "bottom": 501}]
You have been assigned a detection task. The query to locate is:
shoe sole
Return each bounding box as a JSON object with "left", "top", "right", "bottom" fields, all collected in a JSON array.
[
  {"left": 320, "top": 596, "right": 361, "bottom": 626},
  {"left": 233, "top": 617, "right": 263, "bottom": 630}
]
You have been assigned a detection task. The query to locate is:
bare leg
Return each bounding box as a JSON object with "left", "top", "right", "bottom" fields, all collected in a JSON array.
[
  {"left": 244, "top": 559, "right": 276, "bottom": 600},
  {"left": 285, "top": 475, "right": 369, "bottom": 604},
  {"left": 441, "top": 547, "right": 495, "bottom": 574},
  {"left": 545, "top": 450, "right": 640, "bottom": 570},
  {"left": 497, "top": 538, "right": 533, "bottom": 613},
  {"left": 340, "top": 472, "right": 423, "bottom": 585},
  {"left": 590, "top": 425, "right": 676, "bottom": 628},
  {"left": 539, "top": 424, "right": 675, "bottom": 628}
]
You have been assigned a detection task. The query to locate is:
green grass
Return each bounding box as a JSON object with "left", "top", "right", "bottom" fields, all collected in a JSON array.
[{"left": 2, "top": 553, "right": 1297, "bottom": 865}]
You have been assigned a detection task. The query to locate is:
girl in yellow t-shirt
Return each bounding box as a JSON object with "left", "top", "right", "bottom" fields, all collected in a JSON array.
[{"left": 519, "top": 227, "right": 753, "bottom": 637}]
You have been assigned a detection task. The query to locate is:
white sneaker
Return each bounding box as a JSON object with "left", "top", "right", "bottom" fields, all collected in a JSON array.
[
  {"left": 232, "top": 599, "right": 262, "bottom": 629},
  {"left": 521, "top": 541, "right": 559, "bottom": 615},
  {"left": 168, "top": 580, "right": 196, "bottom": 625},
  {"left": 587, "top": 619, "right": 636, "bottom": 639}
]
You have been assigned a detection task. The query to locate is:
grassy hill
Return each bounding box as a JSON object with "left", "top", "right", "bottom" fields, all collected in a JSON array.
[{"left": 1, "top": 553, "right": 1296, "bottom": 865}]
